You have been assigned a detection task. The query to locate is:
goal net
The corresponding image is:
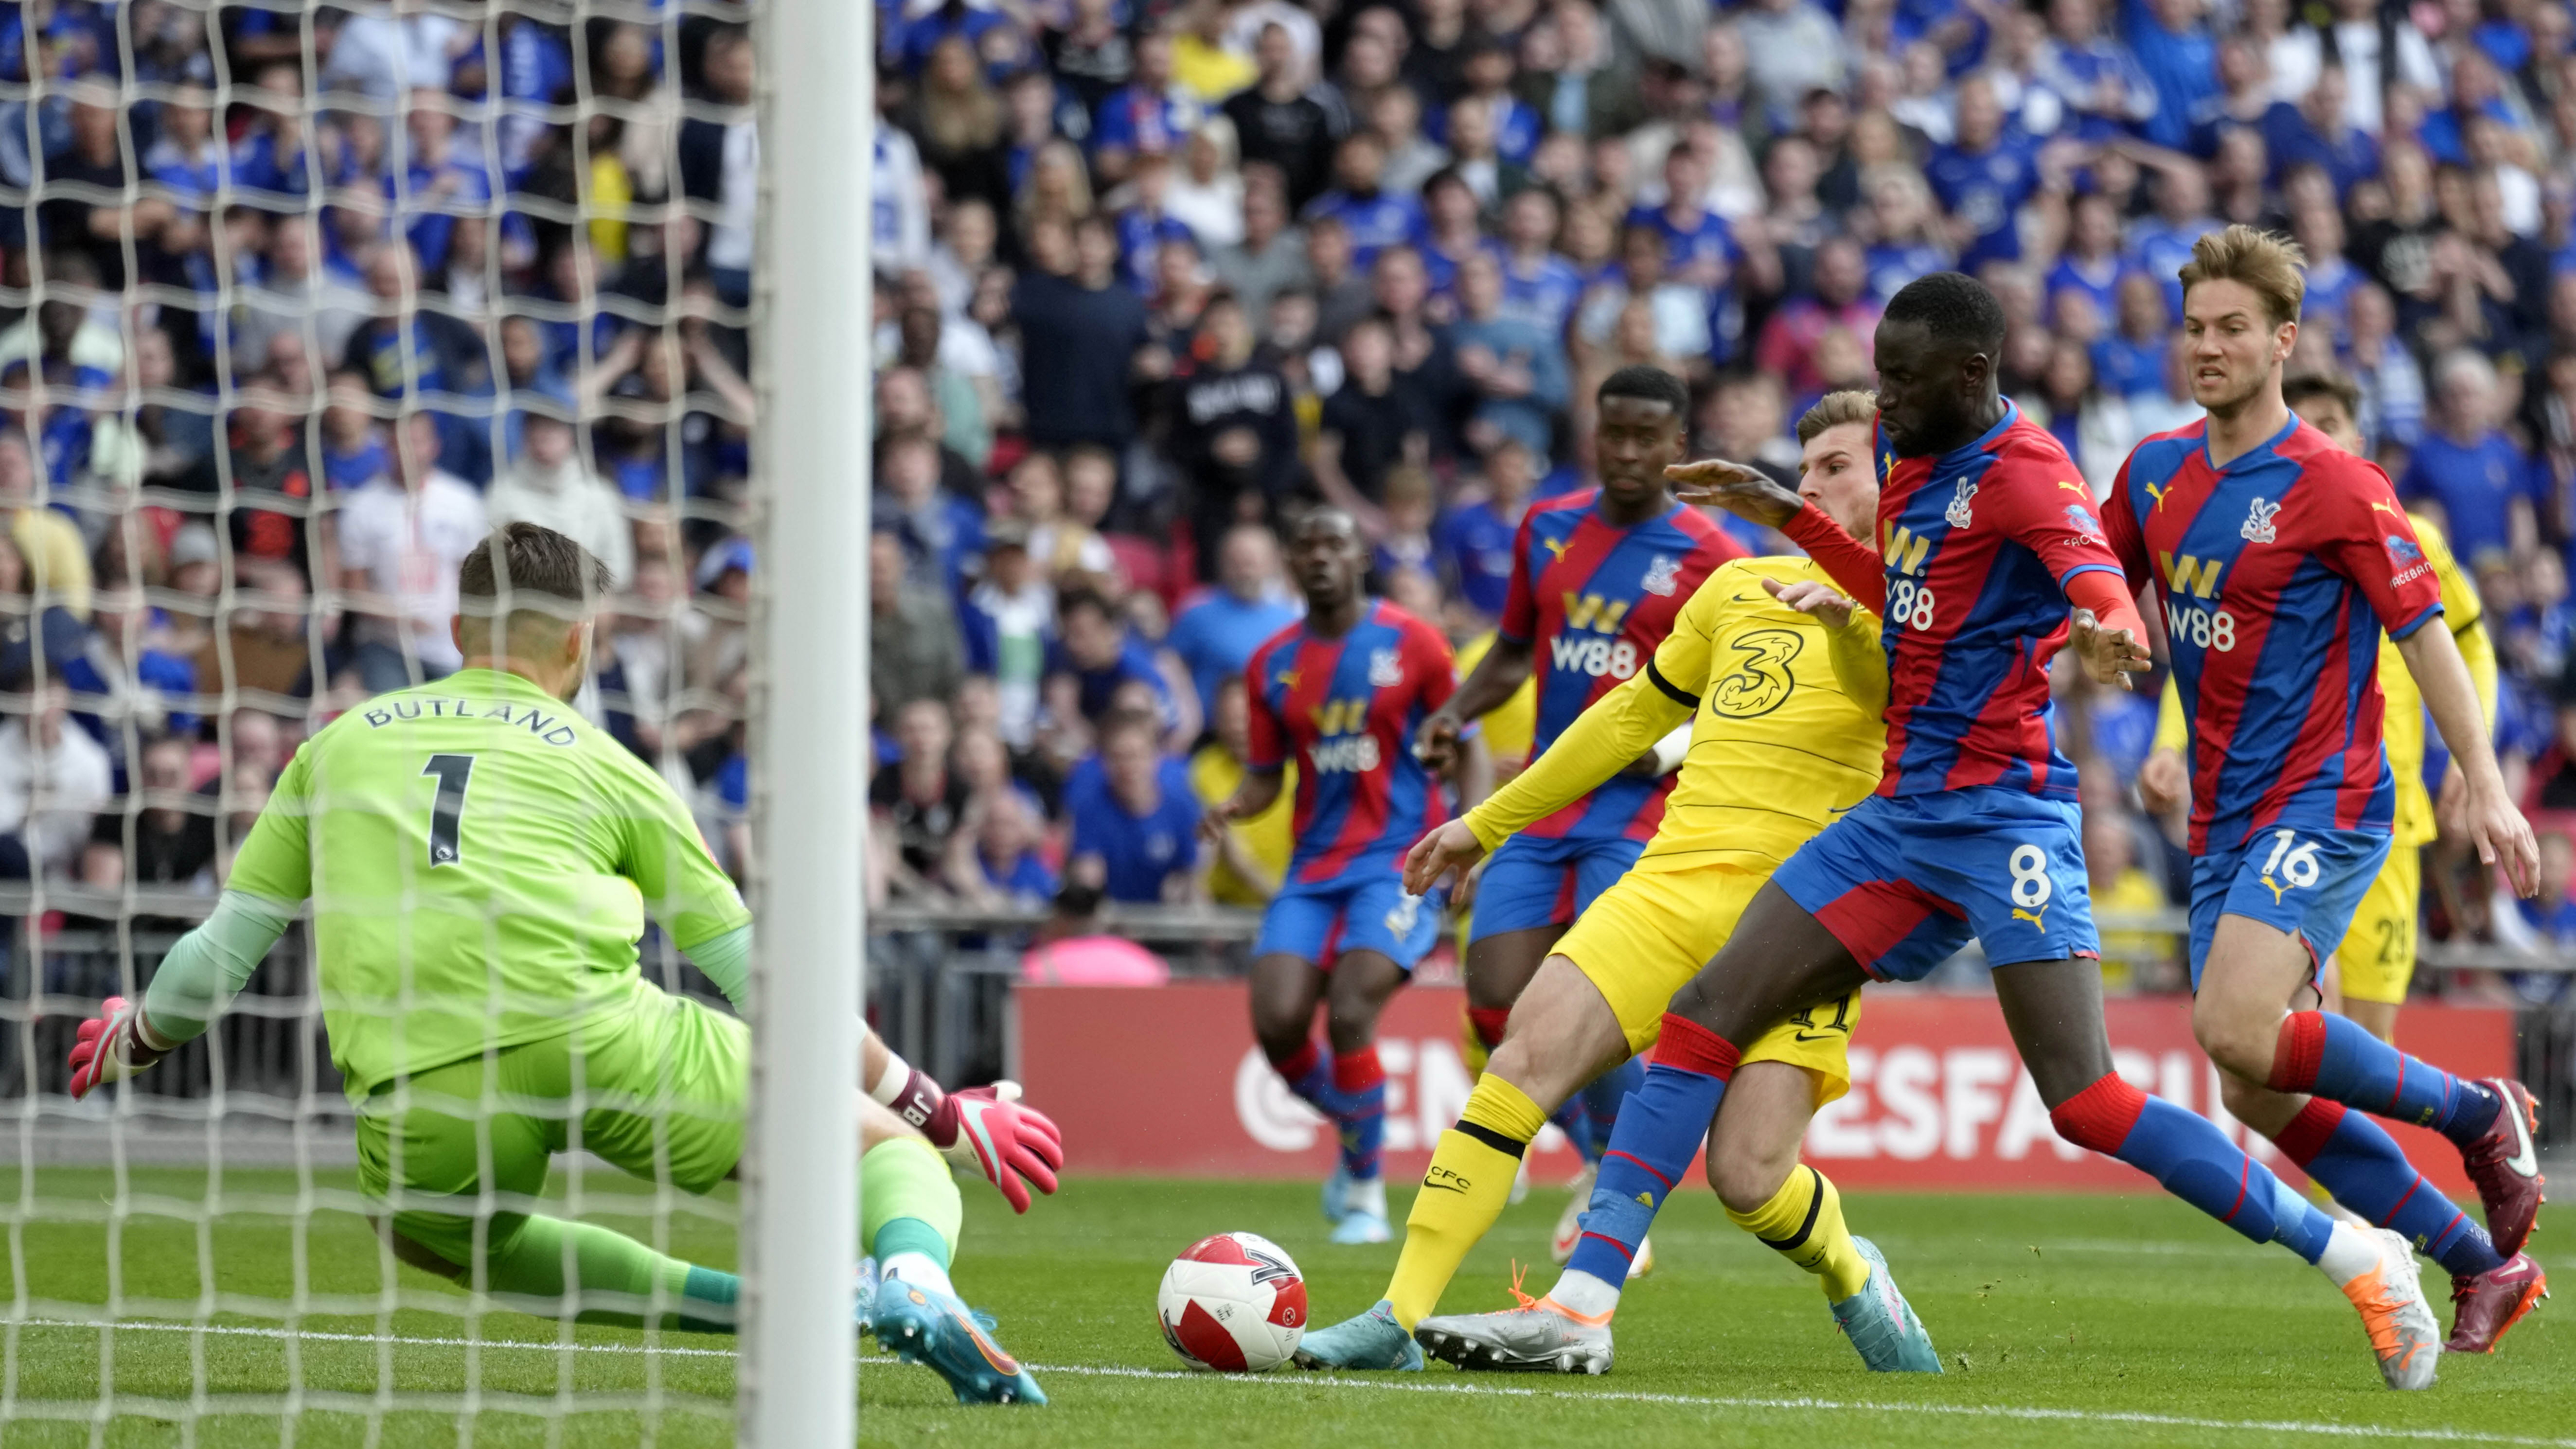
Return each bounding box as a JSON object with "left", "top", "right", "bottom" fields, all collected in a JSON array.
[{"left": 0, "top": 0, "right": 860, "bottom": 1439}]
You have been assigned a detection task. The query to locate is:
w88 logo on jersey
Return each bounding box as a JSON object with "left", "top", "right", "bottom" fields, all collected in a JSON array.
[
  {"left": 1549, "top": 635, "right": 1639, "bottom": 679},
  {"left": 2162, "top": 599, "right": 2237, "bottom": 652}
]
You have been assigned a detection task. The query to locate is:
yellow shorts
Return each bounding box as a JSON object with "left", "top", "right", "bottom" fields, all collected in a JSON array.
[
  {"left": 1550, "top": 862, "right": 1859, "bottom": 1105},
  {"left": 2334, "top": 843, "right": 2419, "bottom": 1006}
]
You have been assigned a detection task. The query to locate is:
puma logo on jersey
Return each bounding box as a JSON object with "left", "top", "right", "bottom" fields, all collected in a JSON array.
[
  {"left": 2012, "top": 906, "right": 2050, "bottom": 930},
  {"left": 2370, "top": 499, "right": 2402, "bottom": 516},
  {"left": 1543, "top": 536, "right": 1570, "bottom": 563},
  {"left": 2241, "top": 497, "right": 2281, "bottom": 544},
  {"left": 2057, "top": 481, "right": 2090, "bottom": 496},
  {"left": 1641, "top": 554, "right": 1680, "bottom": 596},
  {"left": 2145, "top": 480, "right": 2171, "bottom": 512},
  {"left": 1944, "top": 478, "right": 1978, "bottom": 528}
]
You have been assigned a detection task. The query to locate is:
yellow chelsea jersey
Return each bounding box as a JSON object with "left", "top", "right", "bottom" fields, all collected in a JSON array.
[{"left": 1633, "top": 557, "right": 1889, "bottom": 871}]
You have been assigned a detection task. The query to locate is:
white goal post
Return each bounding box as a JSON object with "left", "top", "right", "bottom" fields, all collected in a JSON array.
[{"left": 741, "top": 0, "right": 869, "bottom": 1441}]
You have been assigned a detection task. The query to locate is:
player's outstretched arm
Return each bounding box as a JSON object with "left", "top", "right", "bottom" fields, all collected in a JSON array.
[
  {"left": 1420, "top": 636, "right": 1534, "bottom": 776},
  {"left": 69, "top": 889, "right": 300, "bottom": 1098},
  {"left": 1457, "top": 668, "right": 1690, "bottom": 855},
  {"left": 2397, "top": 621, "right": 2541, "bottom": 895},
  {"left": 867, "top": 1024, "right": 1064, "bottom": 1213},
  {"left": 2063, "top": 572, "right": 2153, "bottom": 689},
  {"left": 1669, "top": 459, "right": 1888, "bottom": 610},
  {"left": 1201, "top": 766, "right": 1284, "bottom": 845}
]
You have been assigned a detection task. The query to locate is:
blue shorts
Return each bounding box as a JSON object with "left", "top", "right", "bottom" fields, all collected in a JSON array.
[
  {"left": 2186, "top": 825, "right": 2389, "bottom": 990},
  {"left": 1467, "top": 834, "right": 1646, "bottom": 942},
  {"left": 1774, "top": 786, "right": 2099, "bottom": 982},
  {"left": 1254, "top": 869, "right": 1445, "bottom": 971}
]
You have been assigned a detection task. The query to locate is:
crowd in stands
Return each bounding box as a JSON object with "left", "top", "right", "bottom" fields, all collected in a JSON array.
[{"left": 7, "top": 0, "right": 2576, "bottom": 1003}]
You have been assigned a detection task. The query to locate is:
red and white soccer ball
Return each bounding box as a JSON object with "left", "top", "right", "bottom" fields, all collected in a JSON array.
[{"left": 1156, "top": 1231, "right": 1307, "bottom": 1372}]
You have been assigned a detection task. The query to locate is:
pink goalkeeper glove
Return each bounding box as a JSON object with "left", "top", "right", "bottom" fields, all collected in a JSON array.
[
  {"left": 67, "top": 997, "right": 171, "bottom": 1100},
  {"left": 928, "top": 1081, "right": 1064, "bottom": 1214}
]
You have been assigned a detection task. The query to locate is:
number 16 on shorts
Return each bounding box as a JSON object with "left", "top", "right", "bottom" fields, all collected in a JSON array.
[{"left": 2187, "top": 824, "right": 2390, "bottom": 986}]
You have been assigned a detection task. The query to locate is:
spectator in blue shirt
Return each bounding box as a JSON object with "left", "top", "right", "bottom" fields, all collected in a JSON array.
[
  {"left": 1446, "top": 249, "right": 1567, "bottom": 457},
  {"left": 1926, "top": 76, "right": 2041, "bottom": 271},
  {"left": 1067, "top": 710, "right": 1202, "bottom": 903},
  {"left": 1491, "top": 187, "right": 1583, "bottom": 336},
  {"left": 1302, "top": 130, "right": 1425, "bottom": 271},
  {"left": 1048, "top": 586, "right": 1179, "bottom": 736},
  {"left": 2044, "top": 191, "right": 2128, "bottom": 324},
  {"left": 385, "top": 90, "right": 493, "bottom": 278},
  {"left": 1626, "top": 146, "right": 1741, "bottom": 294},
  {"left": 961, "top": 787, "right": 1060, "bottom": 907},
  {"left": 2122, "top": 0, "right": 2215, "bottom": 152},
  {"left": 875, "top": 430, "right": 987, "bottom": 601},
  {"left": 2091, "top": 271, "right": 2170, "bottom": 401},
  {"left": 1168, "top": 525, "right": 1300, "bottom": 714},
  {"left": 1438, "top": 435, "right": 1537, "bottom": 618},
  {"left": 2032, "top": 0, "right": 2160, "bottom": 142},
  {"left": 1090, "top": 29, "right": 1196, "bottom": 187},
  {"left": 2399, "top": 349, "right": 2541, "bottom": 567},
  {"left": 2267, "top": 64, "right": 2379, "bottom": 194}
]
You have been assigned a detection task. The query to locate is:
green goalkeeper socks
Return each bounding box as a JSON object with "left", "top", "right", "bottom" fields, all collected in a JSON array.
[
  {"left": 865, "top": 1136, "right": 964, "bottom": 1297},
  {"left": 460, "top": 1136, "right": 960, "bottom": 1334},
  {"left": 862, "top": 1137, "right": 962, "bottom": 1259},
  {"left": 481, "top": 1215, "right": 740, "bottom": 1334}
]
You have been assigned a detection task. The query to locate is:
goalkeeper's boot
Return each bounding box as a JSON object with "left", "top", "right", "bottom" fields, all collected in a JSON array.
[
  {"left": 1828, "top": 1237, "right": 1942, "bottom": 1373},
  {"left": 2340, "top": 1228, "right": 2440, "bottom": 1391},
  {"left": 870, "top": 1276, "right": 1048, "bottom": 1405},
  {"left": 1413, "top": 1269, "right": 1613, "bottom": 1375},
  {"left": 1291, "top": 1299, "right": 1423, "bottom": 1371}
]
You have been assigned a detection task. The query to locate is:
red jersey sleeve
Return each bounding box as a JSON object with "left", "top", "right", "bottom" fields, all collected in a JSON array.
[
  {"left": 1408, "top": 616, "right": 1458, "bottom": 714},
  {"left": 1244, "top": 640, "right": 1289, "bottom": 771},
  {"left": 2318, "top": 456, "right": 2446, "bottom": 638},
  {"left": 1781, "top": 504, "right": 1887, "bottom": 611},
  {"left": 2101, "top": 454, "right": 2153, "bottom": 589},
  {"left": 1497, "top": 508, "right": 1541, "bottom": 644},
  {"left": 1985, "top": 457, "right": 2129, "bottom": 590}
]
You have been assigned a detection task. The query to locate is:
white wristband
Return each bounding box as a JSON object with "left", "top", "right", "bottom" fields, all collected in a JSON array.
[
  {"left": 1649, "top": 724, "right": 1692, "bottom": 778},
  {"left": 867, "top": 1047, "right": 912, "bottom": 1107}
]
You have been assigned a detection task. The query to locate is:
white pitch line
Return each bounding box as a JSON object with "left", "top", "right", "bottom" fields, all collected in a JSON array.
[{"left": 8, "top": 1318, "right": 2570, "bottom": 1448}]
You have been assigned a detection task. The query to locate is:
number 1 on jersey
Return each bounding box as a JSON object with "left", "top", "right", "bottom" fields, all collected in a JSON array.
[{"left": 423, "top": 754, "right": 476, "bottom": 867}]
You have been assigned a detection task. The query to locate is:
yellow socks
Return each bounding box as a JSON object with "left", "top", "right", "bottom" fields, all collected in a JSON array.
[
  {"left": 1385, "top": 1074, "right": 1550, "bottom": 1329},
  {"left": 1725, "top": 1165, "right": 1871, "bottom": 1303}
]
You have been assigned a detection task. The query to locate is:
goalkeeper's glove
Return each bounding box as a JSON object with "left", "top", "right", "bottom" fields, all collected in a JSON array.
[
  {"left": 928, "top": 1082, "right": 1064, "bottom": 1214},
  {"left": 67, "top": 997, "right": 173, "bottom": 1100}
]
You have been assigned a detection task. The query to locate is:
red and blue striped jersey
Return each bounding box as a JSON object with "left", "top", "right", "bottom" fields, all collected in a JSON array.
[
  {"left": 1499, "top": 489, "right": 1747, "bottom": 841},
  {"left": 1873, "top": 401, "right": 2125, "bottom": 800},
  {"left": 1244, "top": 601, "right": 1457, "bottom": 882},
  {"left": 2103, "top": 417, "right": 2444, "bottom": 854}
]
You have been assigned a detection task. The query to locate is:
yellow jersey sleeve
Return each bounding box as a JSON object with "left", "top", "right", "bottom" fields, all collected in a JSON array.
[
  {"left": 2153, "top": 674, "right": 2187, "bottom": 758},
  {"left": 2380, "top": 514, "right": 2487, "bottom": 846},
  {"left": 1454, "top": 631, "right": 1536, "bottom": 770},
  {"left": 1460, "top": 671, "right": 1690, "bottom": 851},
  {"left": 1634, "top": 558, "right": 1888, "bottom": 873}
]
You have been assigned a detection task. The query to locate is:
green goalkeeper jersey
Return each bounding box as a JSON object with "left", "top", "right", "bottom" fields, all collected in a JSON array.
[{"left": 225, "top": 667, "right": 753, "bottom": 1099}]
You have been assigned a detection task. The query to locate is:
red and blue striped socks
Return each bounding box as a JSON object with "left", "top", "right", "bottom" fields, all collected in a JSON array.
[{"left": 2270, "top": 1011, "right": 2500, "bottom": 1146}]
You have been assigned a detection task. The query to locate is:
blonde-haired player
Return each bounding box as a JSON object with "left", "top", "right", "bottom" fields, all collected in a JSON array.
[
  {"left": 2139, "top": 369, "right": 2497, "bottom": 1047},
  {"left": 1292, "top": 391, "right": 1942, "bottom": 1374}
]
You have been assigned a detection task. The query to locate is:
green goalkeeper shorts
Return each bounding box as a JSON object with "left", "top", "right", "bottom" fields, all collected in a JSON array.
[{"left": 353, "top": 990, "right": 748, "bottom": 1269}]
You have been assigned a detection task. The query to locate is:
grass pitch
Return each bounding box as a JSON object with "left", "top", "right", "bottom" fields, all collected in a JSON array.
[{"left": 0, "top": 1163, "right": 2563, "bottom": 1447}]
